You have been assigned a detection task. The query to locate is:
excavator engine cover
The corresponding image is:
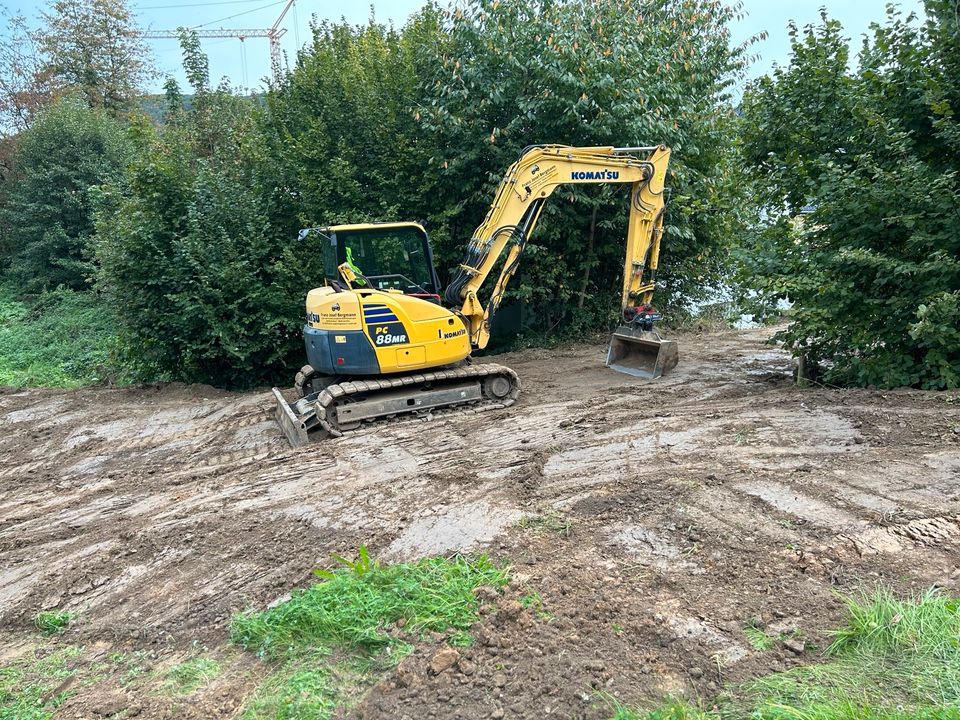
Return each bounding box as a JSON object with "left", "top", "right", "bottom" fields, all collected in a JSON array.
[{"left": 606, "top": 326, "right": 678, "bottom": 380}]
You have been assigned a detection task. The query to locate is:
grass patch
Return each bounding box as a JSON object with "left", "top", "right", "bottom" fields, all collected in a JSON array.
[
  {"left": 0, "top": 285, "right": 121, "bottom": 388},
  {"left": 231, "top": 553, "right": 507, "bottom": 656},
  {"left": 241, "top": 650, "right": 399, "bottom": 720},
  {"left": 0, "top": 647, "right": 82, "bottom": 720},
  {"left": 162, "top": 657, "right": 220, "bottom": 696},
  {"left": 33, "top": 612, "right": 72, "bottom": 636},
  {"left": 743, "top": 624, "right": 774, "bottom": 651},
  {"left": 109, "top": 651, "right": 151, "bottom": 687},
  {"left": 610, "top": 588, "right": 960, "bottom": 719},
  {"left": 519, "top": 511, "right": 573, "bottom": 537},
  {"left": 233, "top": 552, "right": 507, "bottom": 719}
]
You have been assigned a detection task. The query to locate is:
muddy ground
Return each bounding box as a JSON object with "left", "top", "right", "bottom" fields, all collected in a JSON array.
[{"left": 1, "top": 327, "right": 959, "bottom": 719}]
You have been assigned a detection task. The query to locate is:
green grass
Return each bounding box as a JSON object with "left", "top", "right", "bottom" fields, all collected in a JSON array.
[
  {"left": 611, "top": 589, "right": 960, "bottom": 720},
  {"left": 743, "top": 624, "right": 774, "bottom": 651},
  {"left": 162, "top": 657, "right": 220, "bottom": 696},
  {"left": 33, "top": 611, "right": 72, "bottom": 636},
  {"left": 233, "top": 552, "right": 507, "bottom": 719},
  {"left": 231, "top": 554, "right": 507, "bottom": 656},
  {"left": 0, "top": 285, "right": 121, "bottom": 388},
  {"left": 518, "top": 511, "right": 573, "bottom": 537},
  {"left": 0, "top": 647, "right": 82, "bottom": 720},
  {"left": 241, "top": 651, "right": 396, "bottom": 720}
]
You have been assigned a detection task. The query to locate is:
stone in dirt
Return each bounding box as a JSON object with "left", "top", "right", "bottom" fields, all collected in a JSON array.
[
  {"left": 783, "top": 637, "right": 806, "bottom": 655},
  {"left": 395, "top": 656, "right": 421, "bottom": 688},
  {"left": 429, "top": 646, "right": 460, "bottom": 675}
]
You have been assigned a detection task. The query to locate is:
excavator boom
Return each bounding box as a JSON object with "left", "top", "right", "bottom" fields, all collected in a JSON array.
[{"left": 445, "top": 144, "right": 676, "bottom": 377}]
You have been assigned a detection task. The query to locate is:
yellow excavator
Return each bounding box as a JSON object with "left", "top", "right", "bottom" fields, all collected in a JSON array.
[{"left": 273, "top": 144, "right": 677, "bottom": 446}]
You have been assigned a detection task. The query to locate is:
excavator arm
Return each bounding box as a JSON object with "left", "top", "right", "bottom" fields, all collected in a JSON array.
[{"left": 444, "top": 144, "right": 672, "bottom": 352}]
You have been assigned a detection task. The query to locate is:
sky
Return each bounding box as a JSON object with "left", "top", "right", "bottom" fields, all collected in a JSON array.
[{"left": 3, "top": 0, "right": 927, "bottom": 95}]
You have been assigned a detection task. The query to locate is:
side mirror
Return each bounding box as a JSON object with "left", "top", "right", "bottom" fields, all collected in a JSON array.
[{"left": 297, "top": 228, "right": 311, "bottom": 241}]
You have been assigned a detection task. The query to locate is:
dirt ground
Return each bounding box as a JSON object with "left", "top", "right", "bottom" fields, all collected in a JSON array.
[{"left": 1, "top": 326, "right": 959, "bottom": 719}]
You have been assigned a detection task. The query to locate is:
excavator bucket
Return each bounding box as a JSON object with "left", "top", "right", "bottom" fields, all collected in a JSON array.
[{"left": 606, "top": 326, "right": 679, "bottom": 379}]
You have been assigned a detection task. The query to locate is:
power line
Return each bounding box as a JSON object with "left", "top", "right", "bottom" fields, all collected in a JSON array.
[
  {"left": 193, "top": 0, "right": 286, "bottom": 29},
  {"left": 135, "top": 0, "right": 267, "bottom": 11}
]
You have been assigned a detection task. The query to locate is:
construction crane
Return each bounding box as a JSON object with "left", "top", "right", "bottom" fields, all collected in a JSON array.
[{"left": 141, "top": 0, "right": 296, "bottom": 79}]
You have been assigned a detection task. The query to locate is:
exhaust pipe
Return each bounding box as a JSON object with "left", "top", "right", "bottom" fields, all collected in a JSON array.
[{"left": 606, "top": 326, "right": 679, "bottom": 379}]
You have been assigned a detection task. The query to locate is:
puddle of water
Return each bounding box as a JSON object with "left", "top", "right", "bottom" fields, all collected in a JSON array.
[{"left": 736, "top": 480, "right": 862, "bottom": 529}]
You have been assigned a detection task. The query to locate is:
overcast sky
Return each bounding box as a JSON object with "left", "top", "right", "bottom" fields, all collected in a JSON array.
[{"left": 4, "top": 0, "right": 926, "bottom": 95}]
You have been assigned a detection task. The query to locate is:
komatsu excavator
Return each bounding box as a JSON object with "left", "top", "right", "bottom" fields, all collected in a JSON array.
[{"left": 273, "top": 144, "right": 677, "bottom": 446}]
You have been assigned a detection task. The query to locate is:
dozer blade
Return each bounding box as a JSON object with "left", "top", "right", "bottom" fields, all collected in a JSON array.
[
  {"left": 606, "top": 326, "right": 679, "bottom": 379},
  {"left": 272, "top": 387, "right": 310, "bottom": 448}
]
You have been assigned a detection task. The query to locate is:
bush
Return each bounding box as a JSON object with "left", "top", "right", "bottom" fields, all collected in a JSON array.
[
  {"left": 738, "top": 6, "right": 960, "bottom": 389},
  {"left": 0, "top": 97, "right": 132, "bottom": 292}
]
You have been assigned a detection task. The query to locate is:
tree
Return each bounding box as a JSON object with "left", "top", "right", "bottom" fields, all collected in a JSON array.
[
  {"left": 260, "top": 11, "right": 445, "bottom": 227},
  {"left": 0, "top": 9, "right": 60, "bottom": 136},
  {"left": 739, "top": 5, "right": 960, "bottom": 389},
  {"left": 1, "top": 96, "right": 131, "bottom": 291},
  {"left": 37, "top": 0, "right": 152, "bottom": 112},
  {"left": 417, "top": 0, "right": 752, "bottom": 331},
  {"left": 94, "top": 40, "right": 306, "bottom": 386}
]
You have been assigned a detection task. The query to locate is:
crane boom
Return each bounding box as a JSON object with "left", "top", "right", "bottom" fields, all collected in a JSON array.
[{"left": 444, "top": 144, "right": 671, "bottom": 350}]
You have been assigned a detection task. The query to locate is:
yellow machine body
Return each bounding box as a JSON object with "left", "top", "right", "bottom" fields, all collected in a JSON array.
[
  {"left": 274, "top": 146, "right": 678, "bottom": 445},
  {"left": 303, "top": 286, "right": 471, "bottom": 376}
]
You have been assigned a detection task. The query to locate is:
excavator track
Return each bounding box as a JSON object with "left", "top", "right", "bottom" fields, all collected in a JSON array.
[{"left": 272, "top": 363, "right": 520, "bottom": 447}]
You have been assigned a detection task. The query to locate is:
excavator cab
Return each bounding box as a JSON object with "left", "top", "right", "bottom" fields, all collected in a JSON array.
[{"left": 306, "top": 222, "right": 442, "bottom": 302}]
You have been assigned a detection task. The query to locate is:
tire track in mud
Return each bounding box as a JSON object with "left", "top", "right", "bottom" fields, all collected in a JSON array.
[{"left": 0, "top": 328, "right": 958, "bottom": 718}]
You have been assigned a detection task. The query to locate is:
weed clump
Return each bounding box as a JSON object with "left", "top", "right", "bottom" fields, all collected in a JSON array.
[
  {"left": 231, "top": 553, "right": 506, "bottom": 657},
  {"left": 33, "top": 611, "right": 72, "bottom": 636}
]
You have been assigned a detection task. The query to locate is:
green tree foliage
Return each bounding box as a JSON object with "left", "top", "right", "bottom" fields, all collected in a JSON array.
[
  {"left": 739, "top": 4, "right": 960, "bottom": 389},
  {"left": 0, "top": 96, "right": 131, "bottom": 291},
  {"left": 94, "top": 36, "right": 306, "bottom": 386},
  {"left": 260, "top": 10, "right": 444, "bottom": 226},
  {"left": 416, "top": 0, "right": 751, "bottom": 328},
  {"left": 38, "top": 0, "right": 153, "bottom": 112}
]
